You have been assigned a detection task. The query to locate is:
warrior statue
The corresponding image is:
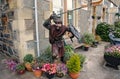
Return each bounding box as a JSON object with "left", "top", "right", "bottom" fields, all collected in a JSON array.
[{"left": 43, "top": 12, "right": 81, "bottom": 62}]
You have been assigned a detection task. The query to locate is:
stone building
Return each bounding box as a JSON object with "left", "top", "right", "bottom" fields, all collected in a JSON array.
[{"left": 0, "top": 0, "right": 119, "bottom": 61}]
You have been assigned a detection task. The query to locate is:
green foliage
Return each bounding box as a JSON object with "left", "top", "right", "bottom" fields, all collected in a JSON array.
[
  {"left": 114, "top": 28, "right": 120, "bottom": 38},
  {"left": 37, "top": 46, "right": 53, "bottom": 63},
  {"left": 66, "top": 53, "right": 81, "bottom": 73},
  {"left": 114, "top": 21, "right": 120, "bottom": 38},
  {"left": 105, "top": 51, "right": 120, "bottom": 58},
  {"left": 63, "top": 52, "right": 74, "bottom": 63},
  {"left": 78, "top": 54, "right": 86, "bottom": 68},
  {"left": 83, "top": 33, "right": 95, "bottom": 45},
  {"left": 63, "top": 45, "right": 74, "bottom": 62},
  {"left": 114, "top": 21, "right": 120, "bottom": 28},
  {"left": 16, "top": 64, "right": 25, "bottom": 71},
  {"left": 64, "top": 44, "right": 74, "bottom": 53},
  {"left": 96, "top": 22, "right": 112, "bottom": 42},
  {"left": 23, "top": 54, "right": 33, "bottom": 63}
]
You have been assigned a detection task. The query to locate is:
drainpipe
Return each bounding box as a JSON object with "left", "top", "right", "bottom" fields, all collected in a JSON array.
[{"left": 34, "top": 0, "right": 40, "bottom": 56}]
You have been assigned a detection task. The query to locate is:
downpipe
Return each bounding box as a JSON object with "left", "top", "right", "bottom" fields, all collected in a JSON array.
[{"left": 34, "top": 0, "right": 40, "bottom": 56}]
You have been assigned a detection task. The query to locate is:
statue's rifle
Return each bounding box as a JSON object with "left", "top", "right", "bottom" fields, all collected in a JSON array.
[{"left": 57, "top": 5, "right": 87, "bottom": 15}]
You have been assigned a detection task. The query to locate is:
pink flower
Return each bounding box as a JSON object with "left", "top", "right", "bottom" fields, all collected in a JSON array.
[
  {"left": 41, "top": 63, "right": 57, "bottom": 75},
  {"left": 105, "top": 45, "right": 120, "bottom": 58}
]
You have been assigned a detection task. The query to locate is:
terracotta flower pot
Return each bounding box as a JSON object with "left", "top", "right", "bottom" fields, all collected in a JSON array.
[
  {"left": 69, "top": 72, "right": 80, "bottom": 79},
  {"left": 33, "top": 70, "right": 42, "bottom": 77},
  {"left": 25, "top": 63, "right": 32, "bottom": 71}
]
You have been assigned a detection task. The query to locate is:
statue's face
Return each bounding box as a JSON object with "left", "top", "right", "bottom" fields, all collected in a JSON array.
[{"left": 55, "top": 22, "right": 62, "bottom": 28}]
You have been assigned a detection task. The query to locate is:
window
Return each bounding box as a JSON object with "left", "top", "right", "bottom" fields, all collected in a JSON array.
[
  {"left": 52, "top": 0, "right": 62, "bottom": 14},
  {"left": 67, "top": 0, "right": 73, "bottom": 24}
]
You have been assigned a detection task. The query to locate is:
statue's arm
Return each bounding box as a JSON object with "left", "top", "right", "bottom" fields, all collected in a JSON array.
[{"left": 43, "top": 18, "right": 51, "bottom": 30}]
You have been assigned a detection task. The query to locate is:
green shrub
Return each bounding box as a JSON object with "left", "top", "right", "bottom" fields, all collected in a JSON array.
[
  {"left": 63, "top": 45, "right": 74, "bottom": 62},
  {"left": 114, "top": 28, "right": 120, "bottom": 38},
  {"left": 23, "top": 54, "right": 33, "bottom": 63},
  {"left": 114, "top": 21, "right": 120, "bottom": 28},
  {"left": 37, "top": 46, "right": 53, "bottom": 63},
  {"left": 64, "top": 44, "right": 74, "bottom": 53},
  {"left": 78, "top": 54, "right": 86, "bottom": 68},
  {"left": 96, "top": 22, "right": 112, "bottom": 42},
  {"left": 16, "top": 63, "right": 25, "bottom": 71},
  {"left": 82, "top": 33, "right": 95, "bottom": 45},
  {"left": 114, "top": 21, "right": 120, "bottom": 38},
  {"left": 66, "top": 53, "right": 81, "bottom": 73}
]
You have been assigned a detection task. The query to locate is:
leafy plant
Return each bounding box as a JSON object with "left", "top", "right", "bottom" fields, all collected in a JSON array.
[
  {"left": 82, "top": 33, "right": 95, "bottom": 45},
  {"left": 78, "top": 54, "right": 86, "bottom": 68},
  {"left": 64, "top": 44, "right": 74, "bottom": 53},
  {"left": 96, "top": 22, "right": 113, "bottom": 42},
  {"left": 16, "top": 63, "right": 25, "bottom": 71},
  {"left": 63, "top": 45, "right": 74, "bottom": 62},
  {"left": 114, "top": 21, "right": 120, "bottom": 28},
  {"left": 66, "top": 53, "right": 81, "bottom": 73},
  {"left": 114, "top": 21, "right": 120, "bottom": 38},
  {"left": 23, "top": 54, "right": 33, "bottom": 63},
  {"left": 32, "top": 62, "right": 42, "bottom": 70},
  {"left": 37, "top": 46, "right": 53, "bottom": 63},
  {"left": 63, "top": 52, "right": 74, "bottom": 63}
]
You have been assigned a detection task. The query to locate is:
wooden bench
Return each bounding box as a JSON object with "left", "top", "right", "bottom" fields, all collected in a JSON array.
[{"left": 65, "top": 38, "right": 84, "bottom": 49}]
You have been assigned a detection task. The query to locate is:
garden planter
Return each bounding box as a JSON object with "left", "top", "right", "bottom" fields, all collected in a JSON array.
[
  {"left": 33, "top": 70, "right": 42, "bottom": 77},
  {"left": 17, "top": 70, "right": 25, "bottom": 74},
  {"left": 56, "top": 72, "right": 64, "bottom": 78},
  {"left": 25, "top": 63, "right": 32, "bottom": 71},
  {"left": 104, "top": 55, "right": 120, "bottom": 69},
  {"left": 83, "top": 46, "right": 89, "bottom": 51},
  {"left": 91, "top": 41, "right": 98, "bottom": 48},
  {"left": 45, "top": 73, "right": 55, "bottom": 79},
  {"left": 69, "top": 72, "right": 80, "bottom": 79}
]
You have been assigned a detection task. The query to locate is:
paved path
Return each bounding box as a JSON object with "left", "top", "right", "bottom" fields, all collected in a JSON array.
[{"left": 0, "top": 42, "right": 120, "bottom": 79}]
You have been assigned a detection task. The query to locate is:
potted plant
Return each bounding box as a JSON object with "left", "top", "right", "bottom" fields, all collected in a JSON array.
[
  {"left": 16, "top": 63, "right": 25, "bottom": 74},
  {"left": 5, "top": 58, "right": 18, "bottom": 72},
  {"left": 66, "top": 53, "right": 81, "bottom": 79},
  {"left": 56, "top": 63, "right": 68, "bottom": 78},
  {"left": 23, "top": 54, "right": 34, "bottom": 71},
  {"left": 82, "top": 33, "right": 95, "bottom": 51},
  {"left": 104, "top": 45, "right": 120, "bottom": 69},
  {"left": 37, "top": 46, "right": 53, "bottom": 63},
  {"left": 32, "top": 61, "right": 42, "bottom": 77},
  {"left": 41, "top": 63, "right": 57, "bottom": 79}
]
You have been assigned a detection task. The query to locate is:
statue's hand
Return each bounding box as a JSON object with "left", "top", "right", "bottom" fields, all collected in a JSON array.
[{"left": 49, "top": 14, "right": 54, "bottom": 20}]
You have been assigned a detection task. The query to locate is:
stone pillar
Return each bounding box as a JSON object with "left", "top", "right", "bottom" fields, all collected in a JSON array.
[
  {"left": 64, "top": 0, "right": 67, "bottom": 26},
  {"left": 13, "top": 0, "right": 35, "bottom": 62}
]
